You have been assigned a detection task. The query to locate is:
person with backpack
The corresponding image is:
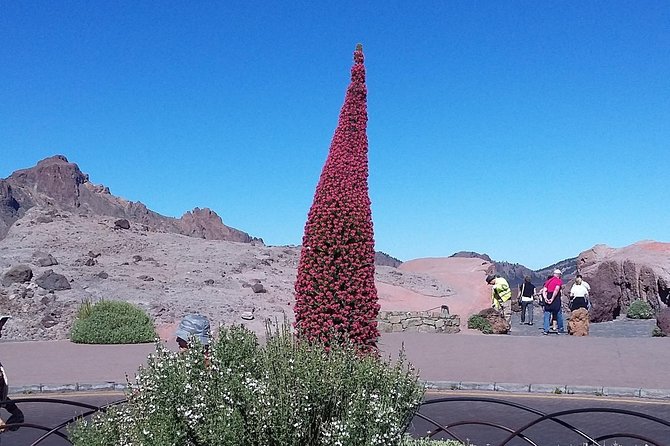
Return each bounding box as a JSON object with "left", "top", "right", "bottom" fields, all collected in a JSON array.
[
  {"left": 518, "top": 276, "right": 536, "bottom": 325},
  {"left": 486, "top": 274, "right": 512, "bottom": 324}
]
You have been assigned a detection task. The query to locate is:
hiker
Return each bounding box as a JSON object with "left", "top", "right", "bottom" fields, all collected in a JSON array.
[
  {"left": 175, "top": 314, "right": 211, "bottom": 366},
  {"left": 518, "top": 276, "right": 536, "bottom": 325},
  {"left": 569, "top": 275, "right": 590, "bottom": 311},
  {"left": 486, "top": 274, "right": 512, "bottom": 324},
  {"left": 543, "top": 269, "right": 565, "bottom": 334},
  {"left": 540, "top": 275, "right": 558, "bottom": 331},
  {"left": 0, "top": 316, "right": 25, "bottom": 432}
]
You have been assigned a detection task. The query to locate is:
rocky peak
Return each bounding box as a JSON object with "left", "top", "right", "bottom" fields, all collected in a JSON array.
[
  {"left": 9, "top": 155, "right": 88, "bottom": 208},
  {"left": 1, "top": 156, "right": 257, "bottom": 244},
  {"left": 179, "top": 207, "right": 257, "bottom": 243}
]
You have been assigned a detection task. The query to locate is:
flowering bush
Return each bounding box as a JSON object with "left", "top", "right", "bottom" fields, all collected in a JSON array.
[
  {"left": 294, "top": 43, "right": 380, "bottom": 352},
  {"left": 70, "top": 323, "right": 424, "bottom": 446}
]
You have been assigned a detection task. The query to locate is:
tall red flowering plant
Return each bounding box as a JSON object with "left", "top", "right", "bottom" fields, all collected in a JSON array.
[{"left": 294, "top": 44, "right": 380, "bottom": 352}]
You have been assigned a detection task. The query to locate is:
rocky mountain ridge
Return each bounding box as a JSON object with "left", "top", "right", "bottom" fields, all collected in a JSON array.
[
  {"left": 449, "top": 250, "right": 577, "bottom": 290},
  {"left": 0, "top": 155, "right": 257, "bottom": 243}
]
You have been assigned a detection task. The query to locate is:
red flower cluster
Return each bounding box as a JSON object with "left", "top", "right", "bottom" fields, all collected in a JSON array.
[{"left": 294, "top": 44, "right": 380, "bottom": 353}]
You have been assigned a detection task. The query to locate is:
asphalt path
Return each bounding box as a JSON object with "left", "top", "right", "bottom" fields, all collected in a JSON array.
[
  {"left": 2, "top": 391, "right": 670, "bottom": 445},
  {"left": 412, "top": 391, "right": 670, "bottom": 446}
]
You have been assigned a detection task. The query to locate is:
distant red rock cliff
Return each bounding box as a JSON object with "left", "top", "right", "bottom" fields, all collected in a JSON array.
[{"left": 578, "top": 241, "right": 670, "bottom": 322}]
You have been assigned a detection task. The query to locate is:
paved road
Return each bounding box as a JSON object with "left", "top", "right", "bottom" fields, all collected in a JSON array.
[
  {"left": 1, "top": 392, "right": 123, "bottom": 446},
  {"left": 412, "top": 391, "right": 670, "bottom": 446},
  {"left": 3, "top": 391, "right": 670, "bottom": 445}
]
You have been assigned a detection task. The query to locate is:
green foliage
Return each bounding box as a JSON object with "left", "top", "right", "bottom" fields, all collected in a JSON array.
[
  {"left": 626, "top": 299, "right": 655, "bottom": 319},
  {"left": 652, "top": 327, "right": 667, "bottom": 337},
  {"left": 467, "top": 314, "right": 493, "bottom": 334},
  {"left": 70, "top": 324, "right": 425, "bottom": 446},
  {"left": 70, "top": 300, "right": 156, "bottom": 344},
  {"left": 77, "top": 297, "right": 94, "bottom": 320}
]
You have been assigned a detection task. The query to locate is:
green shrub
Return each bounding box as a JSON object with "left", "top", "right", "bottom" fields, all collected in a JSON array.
[
  {"left": 626, "top": 300, "right": 654, "bottom": 319},
  {"left": 70, "top": 324, "right": 425, "bottom": 446},
  {"left": 652, "top": 327, "right": 667, "bottom": 337},
  {"left": 70, "top": 300, "right": 156, "bottom": 344},
  {"left": 467, "top": 314, "right": 493, "bottom": 334}
]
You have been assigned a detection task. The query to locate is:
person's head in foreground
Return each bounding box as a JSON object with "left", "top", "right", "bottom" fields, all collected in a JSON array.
[{"left": 175, "top": 314, "right": 211, "bottom": 352}]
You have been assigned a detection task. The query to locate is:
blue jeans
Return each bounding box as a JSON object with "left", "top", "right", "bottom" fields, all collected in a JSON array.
[{"left": 543, "top": 309, "right": 564, "bottom": 332}]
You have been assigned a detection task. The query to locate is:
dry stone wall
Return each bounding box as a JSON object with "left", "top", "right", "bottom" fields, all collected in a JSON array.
[{"left": 377, "top": 310, "right": 460, "bottom": 334}]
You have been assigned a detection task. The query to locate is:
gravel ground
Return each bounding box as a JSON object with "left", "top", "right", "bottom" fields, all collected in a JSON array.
[{"left": 509, "top": 304, "right": 657, "bottom": 337}]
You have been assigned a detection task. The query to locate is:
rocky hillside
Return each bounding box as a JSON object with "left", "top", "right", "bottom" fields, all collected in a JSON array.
[
  {"left": 0, "top": 155, "right": 257, "bottom": 243},
  {"left": 0, "top": 209, "right": 453, "bottom": 341}
]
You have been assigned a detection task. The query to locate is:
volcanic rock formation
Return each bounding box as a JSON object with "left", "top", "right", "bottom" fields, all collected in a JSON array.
[
  {"left": 0, "top": 155, "right": 258, "bottom": 243},
  {"left": 577, "top": 241, "right": 670, "bottom": 322}
]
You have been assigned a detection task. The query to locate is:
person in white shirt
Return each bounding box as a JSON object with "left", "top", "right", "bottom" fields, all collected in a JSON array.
[{"left": 569, "top": 275, "right": 590, "bottom": 311}]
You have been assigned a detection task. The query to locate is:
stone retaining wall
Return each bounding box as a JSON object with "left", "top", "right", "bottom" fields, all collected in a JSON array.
[{"left": 377, "top": 310, "right": 460, "bottom": 333}]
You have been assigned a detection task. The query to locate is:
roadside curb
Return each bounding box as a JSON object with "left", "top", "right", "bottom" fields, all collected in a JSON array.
[
  {"left": 10, "top": 382, "right": 127, "bottom": 395},
  {"left": 10, "top": 380, "right": 670, "bottom": 400},
  {"left": 424, "top": 381, "right": 670, "bottom": 399}
]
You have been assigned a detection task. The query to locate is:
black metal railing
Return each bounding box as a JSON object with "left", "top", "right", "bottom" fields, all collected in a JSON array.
[{"left": 2, "top": 395, "right": 669, "bottom": 445}]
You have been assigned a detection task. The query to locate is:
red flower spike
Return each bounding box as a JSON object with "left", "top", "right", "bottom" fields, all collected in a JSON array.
[{"left": 294, "top": 44, "right": 379, "bottom": 353}]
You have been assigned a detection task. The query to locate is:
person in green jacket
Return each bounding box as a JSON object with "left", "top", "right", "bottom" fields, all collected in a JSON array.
[{"left": 486, "top": 274, "right": 512, "bottom": 324}]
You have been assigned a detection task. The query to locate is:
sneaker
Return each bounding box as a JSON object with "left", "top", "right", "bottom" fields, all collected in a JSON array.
[
  {"left": 542, "top": 331, "right": 549, "bottom": 335},
  {"left": 528, "top": 322, "right": 534, "bottom": 326}
]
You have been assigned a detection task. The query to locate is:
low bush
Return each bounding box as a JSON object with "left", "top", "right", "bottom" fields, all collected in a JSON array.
[
  {"left": 70, "top": 324, "right": 425, "bottom": 446},
  {"left": 70, "top": 300, "right": 156, "bottom": 344},
  {"left": 652, "top": 327, "right": 667, "bottom": 337},
  {"left": 467, "top": 314, "right": 493, "bottom": 334},
  {"left": 626, "top": 300, "right": 654, "bottom": 319}
]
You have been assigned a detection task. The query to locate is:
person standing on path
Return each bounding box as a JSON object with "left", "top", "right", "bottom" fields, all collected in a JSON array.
[
  {"left": 518, "top": 276, "right": 536, "bottom": 325},
  {"left": 569, "top": 275, "right": 590, "bottom": 311},
  {"left": 543, "top": 269, "right": 565, "bottom": 334},
  {"left": 487, "top": 274, "right": 512, "bottom": 325}
]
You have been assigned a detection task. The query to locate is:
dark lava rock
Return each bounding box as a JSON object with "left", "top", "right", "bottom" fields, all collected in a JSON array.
[
  {"left": 114, "top": 219, "right": 130, "bottom": 229},
  {"left": 35, "top": 270, "right": 71, "bottom": 291},
  {"left": 2, "top": 264, "right": 33, "bottom": 287}
]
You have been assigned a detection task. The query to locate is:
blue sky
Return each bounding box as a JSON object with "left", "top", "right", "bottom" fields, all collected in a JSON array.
[{"left": 1, "top": 1, "right": 668, "bottom": 270}]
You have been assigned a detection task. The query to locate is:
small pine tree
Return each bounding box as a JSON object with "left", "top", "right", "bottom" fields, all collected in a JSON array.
[{"left": 294, "top": 44, "right": 380, "bottom": 352}]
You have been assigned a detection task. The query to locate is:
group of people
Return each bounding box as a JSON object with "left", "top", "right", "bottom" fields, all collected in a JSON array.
[{"left": 486, "top": 269, "right": 591, "bottom": 335}]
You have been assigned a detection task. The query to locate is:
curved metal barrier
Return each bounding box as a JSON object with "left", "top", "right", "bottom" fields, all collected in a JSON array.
[
  {"left": 413, "top": 396, "right": 670, "bottom": 446},
  {"left": 0, "top": 397, "right": 126, "bottom": 446},
  {"left": 2, "top": 395, "right": 669, "bottom": 445}
]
